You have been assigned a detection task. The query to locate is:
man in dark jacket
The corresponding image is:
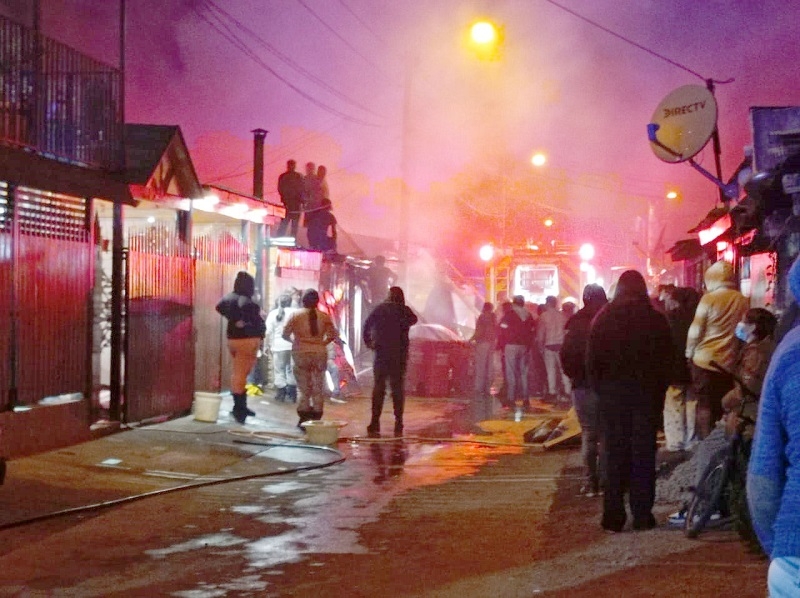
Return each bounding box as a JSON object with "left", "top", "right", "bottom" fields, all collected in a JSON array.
[
  {"left": 560, "top": 283, "right": 608, "bottom": 497},
  {"left": 587, "top": 270, "right": 674, "bottom": 533},
  {"left": 498, "top": 295, "right": 535, "bottom": 412},
  {"left": 275, "top": 160, "right": 304, "bottom": 238},
  {"left": 363, "top": 286, "right": 418, "bottom": 437}
]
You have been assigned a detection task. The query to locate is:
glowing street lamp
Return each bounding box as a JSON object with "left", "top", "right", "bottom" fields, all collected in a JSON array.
[
  {"left": 470, "top": 21, "right": 498, "bottom": 45},
  {"left": 468, "top": 19, "right": 503, "bottom": 60},
  {"left": 531, "top": 153, "right": 547, "bottom": 167},
  {"left": 579, "top": 243, "right": 595, "bottom": 262},
  {"left": 479, "top": 243, "right": 495, "bottom": 262},
  {"left": 666, "top": 190, "right": 679, "bottom": 200},
  {"left": 543, "top": 218, "right": 554, "bottom": 228}
]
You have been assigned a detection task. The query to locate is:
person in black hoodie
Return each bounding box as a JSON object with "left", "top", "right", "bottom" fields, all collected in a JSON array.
[
  {"left": 364, "top": 286, "right": 418, "bottom": 437},
  {"left": 587, "top": 270, "right": 674, "bottom": 532},
  {"left": 560, "top": 283, "right": 608, "bottom": 497},
  {"left": 215, "top": 271, "right": 266, "bottom": 424}
]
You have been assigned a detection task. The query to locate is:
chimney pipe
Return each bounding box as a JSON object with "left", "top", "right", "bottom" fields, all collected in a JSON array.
[{"left": 252, "top": 128, "right": 268, "bottom": 199}]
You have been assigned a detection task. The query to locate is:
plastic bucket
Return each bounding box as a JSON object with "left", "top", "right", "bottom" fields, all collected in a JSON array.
[
  {"left": 193, "top": 392, "right": 223, "bottom": 422},
  {"left": 301, "top": 420, "right": 347, "bottom": 445}
]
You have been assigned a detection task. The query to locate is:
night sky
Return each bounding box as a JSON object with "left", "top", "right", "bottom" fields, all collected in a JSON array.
[{"left": 27, "top": 0, "right": 800, "bottom": 275}]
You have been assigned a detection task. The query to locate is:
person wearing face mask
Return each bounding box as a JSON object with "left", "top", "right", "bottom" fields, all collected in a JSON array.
[{"left": 669, "top": 307, "right": 777, "bottom": 527}]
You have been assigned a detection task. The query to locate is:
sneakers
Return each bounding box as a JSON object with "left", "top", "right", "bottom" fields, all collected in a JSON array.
[
  {"left": 668, "top": 508, "right": 722, "bottom": 526},
  {"left": 579, "top": 484, "right": 600, "bottom": 498}
]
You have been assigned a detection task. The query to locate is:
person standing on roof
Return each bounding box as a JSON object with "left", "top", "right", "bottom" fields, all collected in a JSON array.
[
  {"left": 275, "top": 159, "right": 304, "bottom": 238},
  {"left": 685, "top": 260, "right": 749, "bottom": 439}
]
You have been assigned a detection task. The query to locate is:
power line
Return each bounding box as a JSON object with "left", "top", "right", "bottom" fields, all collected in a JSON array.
[
  {"left": 193, "top": 6, "right": 381, "bottom": 127},
  {"left": 336, "top": 0, "right": 386, "bottom": 46},
  {"left": 203, "top": 0, "right": 384, "bottom": 120},
  {"left": 540, "top": 0, "right": 733, "bottom": 84},
  {"left": 294, "top": 0, "right": 387, "bottom": 76}
]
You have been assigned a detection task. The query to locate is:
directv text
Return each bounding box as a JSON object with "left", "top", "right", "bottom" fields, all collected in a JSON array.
[{"left": 663, "top": 101, "right": 707, "bottom": 118}]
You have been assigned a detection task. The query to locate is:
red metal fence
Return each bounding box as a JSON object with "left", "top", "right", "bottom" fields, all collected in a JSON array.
[
  {"left": 125, "top": 225, "right": 194, "bottom": 422},
  {"left": 0, "top": 182, "right": 91, "bottom": 411}
]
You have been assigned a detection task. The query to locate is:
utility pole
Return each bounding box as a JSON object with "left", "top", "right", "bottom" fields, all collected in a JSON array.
[
  {"left": 251, "top": 129, "right": 268, "bottom": 304},
  {"left": 398, "top": 63, "right": 412, "bottom": 287}
]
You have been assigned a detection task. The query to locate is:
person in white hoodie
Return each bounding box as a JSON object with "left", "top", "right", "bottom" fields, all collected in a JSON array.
[
  {"left": 537, "top": 295, "right": 570, "bottom": 403},
  {"left": 265, "top": 293, "right": 299, "bottom": 403},
  {"left": 685, "top": 260, "right": 749, "bottom": 439}
]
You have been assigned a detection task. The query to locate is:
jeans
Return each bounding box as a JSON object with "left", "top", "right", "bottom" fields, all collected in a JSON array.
[
  {"left": 272, "top": 350, "right": 296, "bottom": 388},
  {"left": 543, "top": 347, "right": 571, "bottom": 397},
  {"left": 769, "top": 557, "right": 800, "bottom": 597},
  {"left": 573, "top": 387, "right": 604, "bottom": 491},
  {"left": 504, "top": 344, "right": 529, "bottom": 403}
]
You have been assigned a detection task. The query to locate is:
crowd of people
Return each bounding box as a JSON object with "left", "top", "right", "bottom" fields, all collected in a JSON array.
[
  {"left": 276, "top": 159, "right": 337, "bottom": 253},
  {"left": 469, "top": 258, "right": 798, "bottom": 549},
  {"left": 216, "top": 249, "right": 800, "bottom": 595},
  {"left": 469, "top": 291, "right": 575, "bottom": 421}
]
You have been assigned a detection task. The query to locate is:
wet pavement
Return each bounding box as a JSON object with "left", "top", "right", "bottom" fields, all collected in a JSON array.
[{"left": 0, "top": 391, "right": 768, "bottom": 597}]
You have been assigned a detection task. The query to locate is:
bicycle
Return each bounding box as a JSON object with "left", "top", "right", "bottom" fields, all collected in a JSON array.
[{"left": 683, "top": 361, "right": 759, "bottom": 543}]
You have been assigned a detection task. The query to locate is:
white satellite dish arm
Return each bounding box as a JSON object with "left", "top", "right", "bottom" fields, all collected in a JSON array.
[{"left": 647, "top": 123, "right": 738, "bottom": 199}]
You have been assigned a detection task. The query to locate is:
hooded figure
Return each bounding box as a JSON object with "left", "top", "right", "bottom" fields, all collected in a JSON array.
[
  {"left": 363, "top": 286, "right": 418, "bottom": 437},
  {"left": 748, "top": 255, "right": 800, "bottom": 595},
  {"left": 560, "top": 284, "right": 608, "bottom": 497},
  {"left": 586, "top": 270, "right": 674, "bottom": 533},
  {"left": 686, "top": 260, "right": 750, "bottom": 438},
  {"left": 215, "top": 271, "right": 266, "bottom": 424}
]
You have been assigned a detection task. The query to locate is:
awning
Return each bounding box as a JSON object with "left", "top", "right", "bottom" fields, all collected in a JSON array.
[{"left": 667, "top": 238, "right": 704, "bottom": 262}]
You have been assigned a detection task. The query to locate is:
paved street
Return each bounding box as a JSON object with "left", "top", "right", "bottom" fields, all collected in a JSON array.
[{"left": 0, "top": 392, "right": 768, "bottom": 597}]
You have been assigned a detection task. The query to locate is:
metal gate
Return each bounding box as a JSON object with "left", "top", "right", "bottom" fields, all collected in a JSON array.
[
  {"left": 0, "top": 182, "right": 92, "bottom": 410},
  {"left": 125, "top": 225, "right": 194, "bottom": 422},
  {"left": 193, "top": 233, "right": 249, "bottom": 393}
]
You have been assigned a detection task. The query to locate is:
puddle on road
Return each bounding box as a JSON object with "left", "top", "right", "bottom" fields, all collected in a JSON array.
[{"left": 161, "top": 432, "right": 534, "bottom": 595}]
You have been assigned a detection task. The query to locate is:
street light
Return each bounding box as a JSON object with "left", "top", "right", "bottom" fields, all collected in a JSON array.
[
  {"left": 468, "top": 18, "right": 503, "bottom": 60},
  {"left": 531, "top": 152, "right": 547, "bottom": 167}
]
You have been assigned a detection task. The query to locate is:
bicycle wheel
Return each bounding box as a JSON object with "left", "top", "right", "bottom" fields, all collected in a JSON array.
[{"left": 685, "top": 453, "right": 730, "bottom": 539}]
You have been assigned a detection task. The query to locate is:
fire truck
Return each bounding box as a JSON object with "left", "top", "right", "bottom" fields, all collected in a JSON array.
[{"left": 483, "top": 244, "right": 597, "bottom": 306}]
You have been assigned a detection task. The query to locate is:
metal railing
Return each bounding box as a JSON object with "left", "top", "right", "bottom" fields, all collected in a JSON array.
[{"left": 0, "top": 14, "right": 122, "bottom": 169}]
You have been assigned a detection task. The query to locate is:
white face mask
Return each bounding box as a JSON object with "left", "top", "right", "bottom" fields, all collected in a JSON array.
[{"left": 735, "top": 321, "right": 756, "bottom": 343}]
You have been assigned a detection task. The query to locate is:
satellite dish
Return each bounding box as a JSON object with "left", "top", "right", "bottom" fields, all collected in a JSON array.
[{"left": 648, "top": 85, "right": 717, "bottom": 163}]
